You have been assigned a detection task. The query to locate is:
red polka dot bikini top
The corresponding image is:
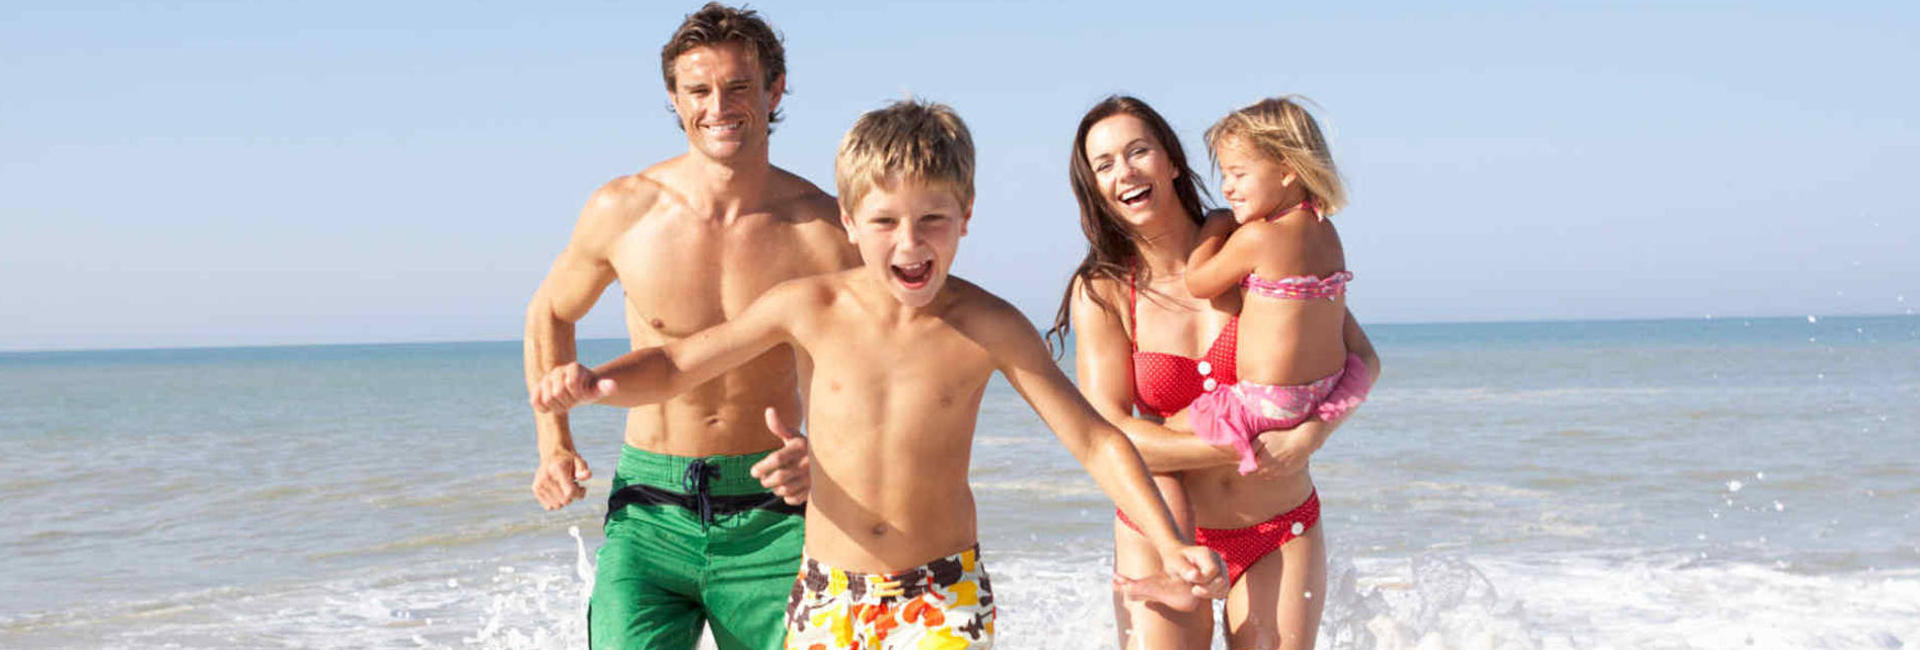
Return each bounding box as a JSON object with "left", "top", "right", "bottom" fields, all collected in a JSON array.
[{"left": 1129, "top": 273, "right": 1238, "bottom": 418}]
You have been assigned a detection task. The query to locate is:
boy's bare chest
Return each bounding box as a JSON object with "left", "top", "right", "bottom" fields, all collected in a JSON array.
[{"left": 806, "top": 321, "right": 994, "bottom": 402}]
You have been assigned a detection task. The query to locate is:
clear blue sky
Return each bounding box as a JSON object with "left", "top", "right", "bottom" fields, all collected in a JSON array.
[{"left": 3, "top": 1, "right": 1915, "bottom": 351}]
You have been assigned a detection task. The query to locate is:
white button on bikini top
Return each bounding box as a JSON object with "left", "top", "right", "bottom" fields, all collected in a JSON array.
[
  {"left": 1203, "top": 377, "right": 1219, "bottom": 391},
  {"left": 1197, "top": 360, "right": 1213, "bottom": 376}
]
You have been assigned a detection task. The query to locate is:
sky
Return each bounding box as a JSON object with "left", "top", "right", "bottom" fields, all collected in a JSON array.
[{"left": 2, "top": 1, "right": 1916, "bottom": 351}]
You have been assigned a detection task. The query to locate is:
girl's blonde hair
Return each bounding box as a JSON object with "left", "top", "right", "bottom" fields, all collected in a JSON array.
[{"left": 1205, "top": 96, "right": 1347, "bottom": 217}]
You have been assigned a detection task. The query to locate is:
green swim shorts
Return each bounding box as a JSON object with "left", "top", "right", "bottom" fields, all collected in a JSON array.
[{"left": 589, "top": 445, "right": 806, "bottom": 650}]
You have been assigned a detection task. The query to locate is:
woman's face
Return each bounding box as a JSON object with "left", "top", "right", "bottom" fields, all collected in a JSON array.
[{"left": 1082, "top": 114, "right": 1183, "bottom": 228}]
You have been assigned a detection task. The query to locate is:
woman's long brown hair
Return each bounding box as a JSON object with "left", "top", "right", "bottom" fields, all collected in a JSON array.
[{"left": 1045, "top": 96, "right": 1211, "bottom": 356}]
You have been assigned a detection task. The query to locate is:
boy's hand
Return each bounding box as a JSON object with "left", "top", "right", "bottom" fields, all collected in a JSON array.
[
  {"left": 530, "top": 362, "right": 616, "bottom": 413},
  {"left": 1112, "top": 572, "right": 1205, "bottom": 612},
  {"left": 531, "top": 449, "right": 592, "bottom": 510},
  {"left": 1160, "top": 543, "right": 1229, "bottom": 600},
  {"left": 749, "top": 408, "right": 812, "bottom": 505}
]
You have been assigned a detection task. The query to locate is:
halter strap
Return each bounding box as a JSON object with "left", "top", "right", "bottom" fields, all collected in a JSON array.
[
  {"left": 1265, "top": 198, "right": 1320, "bottom": 222},
  {"left": 1127, "top": 271, "right": 1139, "bottom": 353}
]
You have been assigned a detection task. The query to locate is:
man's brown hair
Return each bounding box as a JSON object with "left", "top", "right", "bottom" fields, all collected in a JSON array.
[{"left": 660, "top": 2, "right": 788, "bottom": 125}]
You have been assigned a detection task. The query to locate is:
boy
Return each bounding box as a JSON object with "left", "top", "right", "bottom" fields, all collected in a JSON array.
[{"left": 533, "top": 99, "right": 1227, "bottom": 649}]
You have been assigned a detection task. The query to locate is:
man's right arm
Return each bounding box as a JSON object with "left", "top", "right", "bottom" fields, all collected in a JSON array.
[{"left": 523, "top": 182, "right": 636, "bottom": 510}]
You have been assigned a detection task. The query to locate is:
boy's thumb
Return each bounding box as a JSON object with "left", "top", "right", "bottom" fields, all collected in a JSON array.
[{"left": 764, "top": 407, "right": 799, "bottom": 441}]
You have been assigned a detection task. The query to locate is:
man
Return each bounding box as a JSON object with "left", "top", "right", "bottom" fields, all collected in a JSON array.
[{"left": 522, "top": 4, "right": 857, "bottom": 648}]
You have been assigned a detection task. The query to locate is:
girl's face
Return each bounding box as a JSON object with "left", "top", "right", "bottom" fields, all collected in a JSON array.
[
  {"left": 1082, "top": 114, "right": 1183, "bottom": 228},
  {"left": 1217, "top": 138, "right": 1302, "bottom": 223}
]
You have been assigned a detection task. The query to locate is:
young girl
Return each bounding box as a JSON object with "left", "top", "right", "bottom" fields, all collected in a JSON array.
[{"left": 1177, "top": 96, "right": 1372, "bottom": 477}]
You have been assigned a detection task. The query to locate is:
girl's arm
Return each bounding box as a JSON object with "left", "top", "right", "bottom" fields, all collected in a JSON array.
[
  {"left": 1068, "top": 277, "right": 1240, "bottom": 471},
  {"left": 1185, "top": 218, "right": 1268, "bottom": 299},
  {"left": 530, "top": 280, "right": 812, "bottom": 412}
]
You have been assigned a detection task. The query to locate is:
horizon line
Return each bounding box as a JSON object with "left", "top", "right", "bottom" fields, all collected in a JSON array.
[{"left": 3, "top": 311, "right": 1914, "bottom": 355}]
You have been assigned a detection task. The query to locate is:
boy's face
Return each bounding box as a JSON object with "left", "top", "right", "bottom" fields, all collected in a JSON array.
[
  {"left": 842, "top": 178, "right": 971, "bottom": 308},
  {"left": 669, "top": 41, "right": 783, "bottom": 162}
]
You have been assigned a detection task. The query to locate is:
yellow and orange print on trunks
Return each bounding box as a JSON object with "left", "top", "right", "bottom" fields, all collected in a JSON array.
[{"left": 784, "top": 546, "right": 995, "bottom": 649}]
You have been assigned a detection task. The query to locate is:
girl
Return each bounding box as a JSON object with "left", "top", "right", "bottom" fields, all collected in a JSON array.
[{"left": 1180, "top": 96, "right": 1372, "bottom": 477}]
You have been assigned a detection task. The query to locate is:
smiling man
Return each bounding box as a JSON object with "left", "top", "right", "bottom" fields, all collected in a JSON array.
[{"left": 521, "top": 4, "right": 857, "bottom": 649}]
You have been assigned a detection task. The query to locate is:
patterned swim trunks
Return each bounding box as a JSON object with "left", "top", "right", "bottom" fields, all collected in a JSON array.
[{"left": 784, "top": 545, "right": 995, "bottom": 649}]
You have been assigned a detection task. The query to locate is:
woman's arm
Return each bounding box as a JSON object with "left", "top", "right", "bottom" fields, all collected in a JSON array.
[
  {"left": 1068, "top": 277, "right": 1239, "bottom": 471},
  {"left": 1242, "top": 307, "right": 1382, "bottom": 478}
]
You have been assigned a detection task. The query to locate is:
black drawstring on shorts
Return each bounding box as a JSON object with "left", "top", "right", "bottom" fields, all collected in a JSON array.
[
  {"left": 603, "top": 460, "right": 805, "bottom": 527},
  {"left": 682, "top": 459, "right": 720, "bottom": 525}
]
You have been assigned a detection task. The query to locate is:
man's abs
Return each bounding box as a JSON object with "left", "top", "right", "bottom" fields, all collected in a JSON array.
[{"left": 619, "top": 346, "right": 802, "bottom": 456}]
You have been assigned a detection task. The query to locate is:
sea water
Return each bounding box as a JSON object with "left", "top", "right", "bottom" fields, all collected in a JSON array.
[{"left": 2, "top": 316, "right": 1916, "bottom": 649}]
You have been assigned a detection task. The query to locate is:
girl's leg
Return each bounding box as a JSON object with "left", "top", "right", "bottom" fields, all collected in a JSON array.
[
  {"left": 1114, "top": 473, "right": 1211, "bottom": 650},
  {"left": 1224, "top": 522, "right": 1327, "bottom": 650}
]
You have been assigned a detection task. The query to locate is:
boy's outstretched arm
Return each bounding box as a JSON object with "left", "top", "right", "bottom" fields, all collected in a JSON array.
[
  {"left": 529, "top": 280, "right": 813, "bottom": 413},
  {"left": 981, "top": 299, "right": 1229, "bottom": 600}
]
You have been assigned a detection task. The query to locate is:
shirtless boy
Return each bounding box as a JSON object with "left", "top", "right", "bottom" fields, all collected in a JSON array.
[
  {"left": 521, "top": 4, "right": 857, "bottom": 649},
  {"left": 532, "top": 99, "right": 1230, "bottom": 649}
]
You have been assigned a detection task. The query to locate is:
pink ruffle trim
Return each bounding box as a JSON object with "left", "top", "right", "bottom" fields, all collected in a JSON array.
[{"left": 1315, "top": 353, "right": 1373, "bottom": 422}]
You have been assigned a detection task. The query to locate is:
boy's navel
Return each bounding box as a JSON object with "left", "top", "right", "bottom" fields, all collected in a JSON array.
[{"left": 870, "top": 523, "right": 888, "bottom": 536}]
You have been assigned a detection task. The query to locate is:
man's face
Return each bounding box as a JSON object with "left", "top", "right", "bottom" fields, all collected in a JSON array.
[
  {"left": 669, "top": 41, "right": 783, "bottom": 161},
  {"left": 842, "top": 178, "right": 971, "bottom": 308}
]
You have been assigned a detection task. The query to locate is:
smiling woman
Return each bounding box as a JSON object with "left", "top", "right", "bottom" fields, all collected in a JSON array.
[{"left": 1048, "top": 94, "right": 1384, "bottom": 650}]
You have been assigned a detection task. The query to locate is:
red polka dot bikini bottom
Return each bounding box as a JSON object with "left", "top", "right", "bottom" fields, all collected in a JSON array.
[{"left": 1118, "top": 489, "right": 1320, "bottom": 586}]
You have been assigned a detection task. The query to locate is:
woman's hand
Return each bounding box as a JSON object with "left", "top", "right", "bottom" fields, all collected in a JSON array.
[{"left": 1244, "top": 419, "right": 1331, "bottom": 480}]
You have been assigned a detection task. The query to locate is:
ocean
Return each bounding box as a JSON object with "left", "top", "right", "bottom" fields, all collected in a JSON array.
[{"left": 2, "top": 315, "right": 1916, "bottom": 649}]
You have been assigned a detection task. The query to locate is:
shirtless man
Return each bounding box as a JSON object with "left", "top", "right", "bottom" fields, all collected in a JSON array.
[{"left": 521, "top": 4, "right": 857, "bottom": 649}]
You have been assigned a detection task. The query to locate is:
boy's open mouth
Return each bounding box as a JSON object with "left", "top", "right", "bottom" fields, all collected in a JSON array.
[
  {"left": 891, "top": 261, "right": 933, "bottom": 288},
  {"left": 1118, "top": 186, "right": 1152, "bottom": 208}
]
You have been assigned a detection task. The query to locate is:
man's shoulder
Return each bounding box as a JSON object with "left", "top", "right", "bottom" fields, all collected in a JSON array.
[
  {"left": 585, "top": 165, "right": 688, "bottom": 222},
  {"left": 765, "top": 167, "right": 856, "bottom": 268},
  {"left": 766, "top": 168, "right": 841, "bottom": 222}
]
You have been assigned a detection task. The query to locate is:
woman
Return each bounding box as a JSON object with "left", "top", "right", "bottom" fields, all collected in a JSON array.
[{"left": 1047, "top": 96, "right": 1380, "bottom": 650}]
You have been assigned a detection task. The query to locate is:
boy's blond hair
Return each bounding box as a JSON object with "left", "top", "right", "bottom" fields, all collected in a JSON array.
[
  {"left": 1206, "top": 96, "right": 1347, "bottom": 217},
  {"left": 835, "top": 98, "right": 975, "bottom": 214}
]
